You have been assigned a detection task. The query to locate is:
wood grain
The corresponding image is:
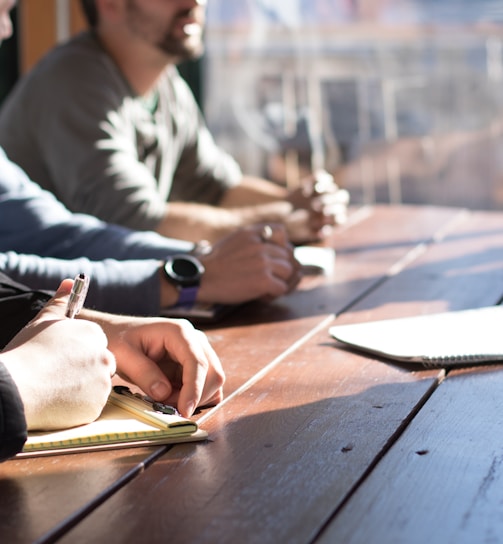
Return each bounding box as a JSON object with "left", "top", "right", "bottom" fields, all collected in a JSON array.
[
  {"left": 54, "top": 206, "right": 503, "bottom": 543},
  {"left": 2, "top": 205, "right": 498, "bottom": 544}
]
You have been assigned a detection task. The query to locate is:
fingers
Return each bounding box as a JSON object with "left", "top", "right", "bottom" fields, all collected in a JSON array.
[
  {"left": 114, "top": 320, "right": 225, "bottom": 418},
  {"left": 238, "top": 223, "right": 301, "bottom": 296},
  {"left": 175, "top": 328, "right": 225, "bottom": 417},
  {"left": 312, "top": 169, "right": 339, "bottom": 194},
  {"left": 313, "top": 188, "right": 350, "bottom": 208},
  {"left": 301, "top": 170, "right": 350, "bottom": 226},
  {"left": 288, "top": 173, "right": 349, "bottom": 243},
  {"left": 198, "top": 223, "right": 302, "bottom": 304},
  {"left": 255, "top": 223, "right": 303, "bottom": 292},
  {"left": 309, "top": 200, "right": 348, "bottom": 232},
  {"left": 255, "top": 222, "right": 289, "bottom": 247},
  {"left": 39, "top": 279, "right": 116, "bottom": 377},
  {"left": 312, "top": 189, "right": 350, "bottom": 217},
  {"left": 311, "top": 184, "right": 349, "bottom": 225}
]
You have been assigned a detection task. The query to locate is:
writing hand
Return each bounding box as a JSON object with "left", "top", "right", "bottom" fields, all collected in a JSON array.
[{"left": 1, "top": 279, "right": 116, "bottom": 430}]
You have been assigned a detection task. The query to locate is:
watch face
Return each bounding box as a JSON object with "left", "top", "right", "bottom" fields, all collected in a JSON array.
[
  {"left": 165, "top": 255, "right": 204, "bottom": 286},
  {"left": 172, "top": 257, "right": 199, "bottom": 278}
]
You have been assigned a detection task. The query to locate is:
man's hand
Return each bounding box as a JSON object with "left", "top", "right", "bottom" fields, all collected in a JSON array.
[
  {"left": 1, "top": 280, "right": 116, "bottom": 430},
  {"left": 287, "top": 170, "right": 350, "bottom": 243},
  {"left": 197, "top": 223, "right": 302, "bottom": 305},
  {"left": 86, "top": 313, "right": 226, "bottom": 418}
]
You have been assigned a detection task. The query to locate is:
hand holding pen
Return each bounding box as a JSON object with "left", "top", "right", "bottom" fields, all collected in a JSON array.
[
  {"left": 65, "top": 273, "right": 90, "bottom": 318},
  {"left": 2, "top": 277, "right": 116, "bottom": 430}
]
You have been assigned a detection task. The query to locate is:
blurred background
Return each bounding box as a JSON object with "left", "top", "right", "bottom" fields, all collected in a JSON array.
[{"left": 3, "top": 0, "right": 503, "bottom": 209}]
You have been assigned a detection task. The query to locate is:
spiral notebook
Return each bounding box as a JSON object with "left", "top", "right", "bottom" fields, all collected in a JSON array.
[
  {"left": 329, "top": 305, "right": 503, "bottom": 368},
  {"left": 17, "top": 386, "right": 207, "bottom": 457}
]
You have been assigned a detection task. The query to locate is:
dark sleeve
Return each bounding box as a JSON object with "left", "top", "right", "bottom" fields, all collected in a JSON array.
[
  {"left": 0, "top": 361, "right": 27, "bottom": 461},
  {"left": 0, "top": 272, "right": 53, "bottom": 349}
]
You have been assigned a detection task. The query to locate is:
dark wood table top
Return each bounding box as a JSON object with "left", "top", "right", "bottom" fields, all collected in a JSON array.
[{"left": 2, "top": 204, "right": 503, "bottom": 544}]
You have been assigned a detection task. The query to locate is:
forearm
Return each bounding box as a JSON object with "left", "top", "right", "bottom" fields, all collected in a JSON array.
[
  {"left": 157, "top": 198, "right": 293, "bottom": 244},
  {"left": 0, "top": 252, "right": 164, "bottom": 316},
  {"left": 2, "top": 209, "right": 193, "bottom": 262},
  {"left": 0, "top": 157, "right": 193, "bottom": 260},
  {"left": 218, "top": 176, "right": 289, "bottom": 207},
  {"left": 156, "top": 202, "right": 242, "bottom": 243}
]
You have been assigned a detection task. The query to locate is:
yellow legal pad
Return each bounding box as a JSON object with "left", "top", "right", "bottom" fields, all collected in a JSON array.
[{"left": 17, "top": 387, "right": 207, "bottom": 457}]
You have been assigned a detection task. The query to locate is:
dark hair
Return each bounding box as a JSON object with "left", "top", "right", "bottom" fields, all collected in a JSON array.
[{"left": 80, "top": 0, "right": 98, "bottom": 28}]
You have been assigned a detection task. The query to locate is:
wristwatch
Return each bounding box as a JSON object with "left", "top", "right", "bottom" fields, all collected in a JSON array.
[{"left": 163, "top": 254, "right": 205, "bottom": 307}]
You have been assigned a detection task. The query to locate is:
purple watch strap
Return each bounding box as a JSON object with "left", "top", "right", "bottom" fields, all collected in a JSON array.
[{"left": 176, "top": 285, "right": 199, "bottom": 307}]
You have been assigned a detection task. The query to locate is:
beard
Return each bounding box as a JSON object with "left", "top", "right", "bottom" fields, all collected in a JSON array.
[
  {"left": 156, "top": 32, "right": 205, "bottom": 62},
  {"left": 125, "top": 0, "right": 205, "bottom": 62}
]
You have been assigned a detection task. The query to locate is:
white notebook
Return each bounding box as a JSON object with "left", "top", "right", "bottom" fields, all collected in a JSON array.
[{"left": 329, "top": 305, "right": 503, "bottom": 368}]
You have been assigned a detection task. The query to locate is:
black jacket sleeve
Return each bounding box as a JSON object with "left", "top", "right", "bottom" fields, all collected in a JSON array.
[
  {"left": 0, "top": 361, "right": 27, "bottom": 461},
  {"left": 0, "top": 271, "right": 53, "bottom": 349}
]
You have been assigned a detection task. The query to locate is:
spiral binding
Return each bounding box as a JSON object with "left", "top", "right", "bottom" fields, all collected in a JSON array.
[{"left": 421, "top": 353, "right": 502, "bottom": 368}]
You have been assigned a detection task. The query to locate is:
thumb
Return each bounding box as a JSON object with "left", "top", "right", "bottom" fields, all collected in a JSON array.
[{"left": 35, "top": 278, "right": 75, "bottom": 322}]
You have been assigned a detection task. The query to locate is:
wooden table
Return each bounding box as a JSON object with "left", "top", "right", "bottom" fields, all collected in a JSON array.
[{"left": 2, "top": 204, "right": 503, "bottom": 544}]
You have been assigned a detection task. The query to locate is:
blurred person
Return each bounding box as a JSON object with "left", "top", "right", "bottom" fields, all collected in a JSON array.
[
  {"left": 0, "top": 146, "right": 301, "bottom": 316},
  {"left": 0, "top": 1, "right": 300, "bottom": 318},
  {"left": 0, "top": 0, "right": 349, "bottom": 245},
  {"left": 0, "top": 0, "right": 291, "bottom": 463}
]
